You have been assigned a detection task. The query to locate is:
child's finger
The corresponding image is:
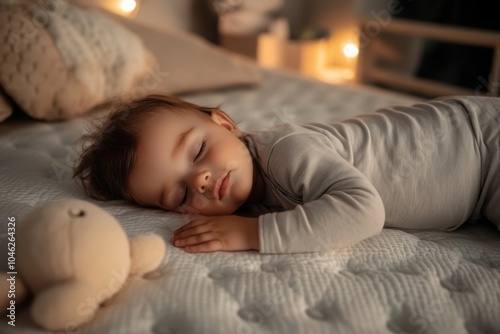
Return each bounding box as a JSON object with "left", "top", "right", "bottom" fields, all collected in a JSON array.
[
  {"left": 184, "top": 239, "right": 223, "bottom": 253},
  {"left": 174, "top": 223, "right": 213, "bottom": 240},
  {"left": 174, "top": 232, "right": 217, "bottom": 247},
  {"left": 173, "top": 218, "right": 208, "bottom": 236}
]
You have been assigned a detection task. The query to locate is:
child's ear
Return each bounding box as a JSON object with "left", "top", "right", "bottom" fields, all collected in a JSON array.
[{"left": 210, "top": 110, "right": 244, "bottom": 137}]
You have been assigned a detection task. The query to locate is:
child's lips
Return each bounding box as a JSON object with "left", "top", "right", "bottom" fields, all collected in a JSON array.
[{"left": 214, "top": 172, "right": 230, "bottom": 200}]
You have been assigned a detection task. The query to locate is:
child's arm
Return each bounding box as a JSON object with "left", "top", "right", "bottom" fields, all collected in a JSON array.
[
  {"left": 257, "top": 132, "right": 385, "bottom": 253},
  {"left": 172, "top": 215, "right": 259, "bottom": 252}
]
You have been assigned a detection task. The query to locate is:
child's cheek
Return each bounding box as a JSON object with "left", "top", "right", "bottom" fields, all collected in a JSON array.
[
  {"left": 226, "top": 160, "right": 241, "bottom": 176},
  {"left": 236, "top": 141, "right": 253, "bottom": 163},
  {"left": 193, "top": 193, "right": 209, "bottom": 211}
]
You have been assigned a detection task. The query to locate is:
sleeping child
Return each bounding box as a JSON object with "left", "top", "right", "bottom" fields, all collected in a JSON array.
[{"left": 73, "top": 94, "right": 500, "bottom": 254}]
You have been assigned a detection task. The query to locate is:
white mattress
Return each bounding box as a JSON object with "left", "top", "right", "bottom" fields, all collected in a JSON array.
[{"left": 1, "top": 68, "right": 500, "bottom": 334}]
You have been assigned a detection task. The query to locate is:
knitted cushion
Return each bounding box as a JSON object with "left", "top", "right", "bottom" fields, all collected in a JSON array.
[
  {"left": 0, "top": 2, "right": 155, "bottom": 122},
  {"left": 0, "top": 90, "right": 11, "bottom": 122}
]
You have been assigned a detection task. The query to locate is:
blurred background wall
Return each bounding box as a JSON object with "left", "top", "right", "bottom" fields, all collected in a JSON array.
[
  {"left": 283, "top": 0, "right": 499, "bottom": 93},
  {"left": 81, "top": 0, "right": 499, "bottom": 96}
]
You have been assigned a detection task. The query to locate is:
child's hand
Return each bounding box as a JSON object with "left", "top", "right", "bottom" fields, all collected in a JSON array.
[{"left": 171, "top": 215, "right": 259, "bottom": 253}]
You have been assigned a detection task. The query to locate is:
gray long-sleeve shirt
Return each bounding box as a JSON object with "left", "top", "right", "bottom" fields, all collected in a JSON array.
[{"left": 242, "top": 96, "right": 500, "bottom": 254}]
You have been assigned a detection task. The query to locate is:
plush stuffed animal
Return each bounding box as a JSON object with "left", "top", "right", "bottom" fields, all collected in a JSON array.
[{"left": 0, "top": 199, "right": 166, "bottom": 332}]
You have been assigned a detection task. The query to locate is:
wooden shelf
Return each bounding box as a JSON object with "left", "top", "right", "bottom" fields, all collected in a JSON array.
[
  {"left": 357, "top": 17, "right": 500, "bottom": 97},
  {"left": 365, "top": 68, "right": 476, "bottom": 97}
]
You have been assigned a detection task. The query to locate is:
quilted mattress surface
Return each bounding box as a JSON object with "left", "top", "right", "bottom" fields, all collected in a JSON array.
[{"left": 1, "top": 68, "right": 499, "bottom": 334}]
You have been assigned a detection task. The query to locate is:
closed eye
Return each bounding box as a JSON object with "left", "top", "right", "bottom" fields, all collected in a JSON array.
[
  {"left": 178, "top": 186, "right": 188, "bottom": 208},
  {"left": 193, "top": 140, "right": 207, "bottom": 163},
  {"left": 179, "top": 140, "right": 207, "bottom": 208}
]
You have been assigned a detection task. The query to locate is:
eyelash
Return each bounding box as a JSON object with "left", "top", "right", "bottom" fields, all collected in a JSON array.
[
  {"left": 179, "top": 187, "right": 188, "bottom": 208},
  {"left": 179, "top": 140, "right": 207, "bottom": 207},
  {"left": 193, "top": 140, "right": 207, "bottom": 164}
]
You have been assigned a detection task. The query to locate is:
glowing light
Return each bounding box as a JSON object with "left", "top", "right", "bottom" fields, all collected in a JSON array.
[
  {"left": 119, "top": 0, "right": 136, "bottom": 13},
  {"left": 319, "top": 67, "right": 355, "bottom": 84},
  {"left": 343, "top": 42, "right": 359, "bottom": 58}
]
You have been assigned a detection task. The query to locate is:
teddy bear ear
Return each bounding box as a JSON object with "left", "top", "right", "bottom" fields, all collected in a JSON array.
[{"left": 128, "top": 234, "right": 166, "bottom": 276}]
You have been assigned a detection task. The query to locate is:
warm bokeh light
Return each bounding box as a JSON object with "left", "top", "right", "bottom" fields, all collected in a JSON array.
[
  {"left": 255, "top": 26, "right": 360, "bottom": 84},
  {"left": 317, "top": 28, "right": 360, "bottom": 84},
  {"left": 343, "top": 42, "right": 359, "bottom": 58},
  {"left": 84, "top": 0, "right": 140, "bottom": 17},
  {"left": 119, "top": 0, "right": 136, "bottom": 13}
]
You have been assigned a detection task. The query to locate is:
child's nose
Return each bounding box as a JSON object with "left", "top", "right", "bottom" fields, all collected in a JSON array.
[{"left": 194, "top": 171, "right": 211, "bottom": 193}]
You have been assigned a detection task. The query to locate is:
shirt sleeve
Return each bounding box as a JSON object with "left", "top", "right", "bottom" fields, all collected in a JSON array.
[{"left": 258, "top": 133, "right": 385, "bottom": 253}]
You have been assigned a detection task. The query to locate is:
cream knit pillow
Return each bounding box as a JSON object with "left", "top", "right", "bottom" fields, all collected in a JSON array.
[{"left": 0, "top": 2, "right": 155, "bottom": 122}]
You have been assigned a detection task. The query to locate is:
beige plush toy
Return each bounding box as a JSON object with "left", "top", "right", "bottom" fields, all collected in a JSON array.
[{"left": 0, "top": 199, "right": 166, "bottom": 332}]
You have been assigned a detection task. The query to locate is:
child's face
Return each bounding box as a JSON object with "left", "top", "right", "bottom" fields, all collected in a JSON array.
[{"left": 128, "top": 109, "right": 254, "bottom": 215}]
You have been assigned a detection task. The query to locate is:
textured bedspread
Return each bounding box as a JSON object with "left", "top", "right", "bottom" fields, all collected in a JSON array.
[{"left": 1, "top": 68, "right": 499, "bottom": 334}]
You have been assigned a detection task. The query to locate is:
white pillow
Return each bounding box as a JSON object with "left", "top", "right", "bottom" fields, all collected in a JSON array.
[{"left": 102, "top": 11, "right": 262, "bottom": 96}]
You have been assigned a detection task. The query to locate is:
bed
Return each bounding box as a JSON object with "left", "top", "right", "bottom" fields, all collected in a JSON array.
[
  {"left": 1, "top": 66, "right": 500, "bottom": 333},
  {"left": 1, "top": 3, "right": 500, "bottom": 334}
]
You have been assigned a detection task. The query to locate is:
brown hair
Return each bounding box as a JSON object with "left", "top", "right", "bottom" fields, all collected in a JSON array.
[{"left": 73, "top": 94, "right": 218, "bottom": 204}]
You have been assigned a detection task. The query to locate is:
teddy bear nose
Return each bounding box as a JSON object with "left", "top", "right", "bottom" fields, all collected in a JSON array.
[{"left": 69, "top": 208, "right": 86, "bottom": 218}]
